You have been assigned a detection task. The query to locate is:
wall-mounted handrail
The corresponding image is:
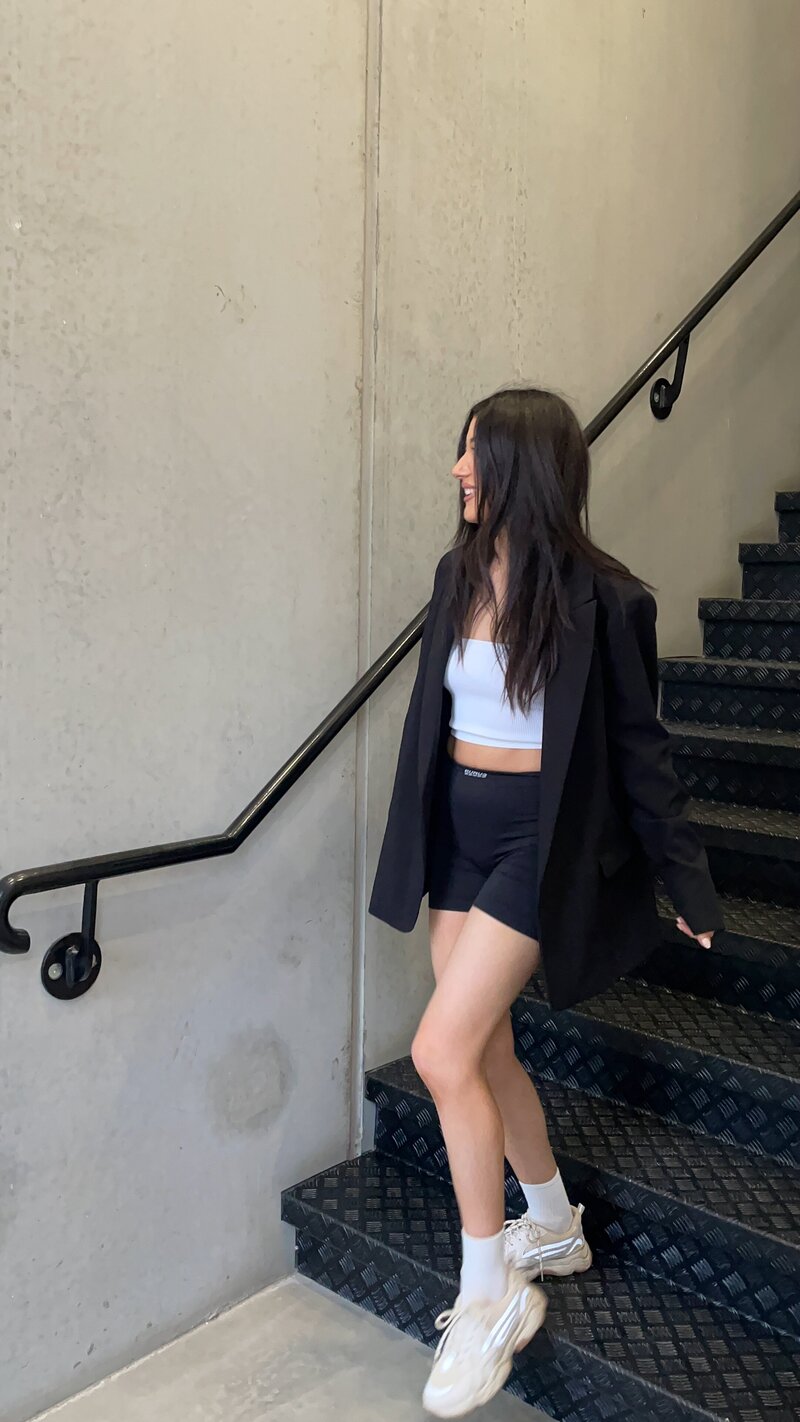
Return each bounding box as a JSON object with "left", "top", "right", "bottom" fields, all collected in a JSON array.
[
  {"left": 585, "top": 187, "right": 800, "bottom": 440},
  {"left": 3, "top": 186, "right": 799, "bottom": 992}
]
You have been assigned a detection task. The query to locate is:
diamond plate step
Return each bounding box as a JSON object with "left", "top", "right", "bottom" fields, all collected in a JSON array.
[
  {"left": 658, "top": 655, "right": 800, "bottom": 731},
  {"left": 513, "top": 978, "right": 800, "bottom": 1165},
  {"left": 643, "top": 890, "right": 800, "bottom": 1024},
  {"left": 698, "top": 597, "right": 800, "bottom": 662},
  {"left": 656, "top": 888, "right": 800, "bottom": 963},
  {"left": 700, "top": 598, "right": 800, "bottom": 623},
  {"left": 740, "top": 543, "right": 800, "bottom": 559},
  {"left": 678, "top": 798, "right": 800, "bottom": 908},
  {"left": 776, "top": 491, "right": 800, "bottom": 542},
  {"left": 685, "top": 797, "right": 800, "bottom": 854},
  {"left": 739, "top": 543, "right": 800, "bottom": 601},
  {"left": 666, "top": 720, "right": 800, "bottom": 810},
  {"left": 365, "top": 1060, "right": 800, "bottom": 1338},
  {"left": 281, "top": 1153, "right": 800, "bottom": 1422}
]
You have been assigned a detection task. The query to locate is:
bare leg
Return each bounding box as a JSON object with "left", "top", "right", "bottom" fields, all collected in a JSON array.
[
  {"left": 428, "top": 907, "right": 557, "bottom": 1187},
  {"left": 413, "top": 905, "right": 541, "bottom": 1236},
  {"left": 483, "top": 1014, "right": 558, "bottom": 1185}
]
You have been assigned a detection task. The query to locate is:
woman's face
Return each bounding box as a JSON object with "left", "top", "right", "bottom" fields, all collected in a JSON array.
[{"left": 451, "top": 416, "right": 480, "bottom": 523}]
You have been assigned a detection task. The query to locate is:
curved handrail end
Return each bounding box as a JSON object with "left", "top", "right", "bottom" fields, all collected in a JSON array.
[{"left": 0, "top": 873, "right": 33, "bottom": 955}]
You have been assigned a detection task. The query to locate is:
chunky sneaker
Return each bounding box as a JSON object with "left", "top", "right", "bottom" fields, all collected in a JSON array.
[
  {"left": 422, "top": 1272, "right": 548, "bottom": 1418},
  {"left": 503, "top": 1202, "right": 592, "bottom": 1281}
]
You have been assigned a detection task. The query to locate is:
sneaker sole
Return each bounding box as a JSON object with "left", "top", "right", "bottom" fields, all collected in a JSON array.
[
  {"left": 422, "top": 1290, "right": 549, "bottom": 1418},
  {"left": 509, "top": 1240, "right": 593, "bottom": 1279}
]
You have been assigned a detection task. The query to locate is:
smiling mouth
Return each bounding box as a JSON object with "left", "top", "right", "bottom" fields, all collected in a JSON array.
[{"left": 462, "top": 487, "right": 475, "bottom": 501}]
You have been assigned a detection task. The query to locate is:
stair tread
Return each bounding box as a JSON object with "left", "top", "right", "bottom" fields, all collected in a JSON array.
[
  {"left": 282, "top": 1152, "right": 800, "bottom": 1419},
  {"left": 664, "top": 719, "right": 800, "bottom": 754},
  {"left": 522, "top": 977, "right": 800, "bottom": 1084},
  {"left": 685, "top": 796, "right": 800, "bottom": 840},
  {"left": 658, "top": 654, "right": 800, "bottom": 682},
  {"left": 698, "top": 596, "right": 800, "bottom": 621},
  {"left": 655, "top": 886, "right": 800, "bottom": 961},
  {"left": 367, "top": 1058, "right": 800, "bottom": 1246}
]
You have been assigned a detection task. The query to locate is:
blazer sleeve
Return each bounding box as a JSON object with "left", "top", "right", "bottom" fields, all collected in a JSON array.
[
  {"left": 603, "top": 584, "right": 726, "bottom": 936},
  {"left": 404, "top": 553, "right": 449, "bottom": 706},
  {"left": 367, "top": 551, "right": 451, "bottom": 931}
]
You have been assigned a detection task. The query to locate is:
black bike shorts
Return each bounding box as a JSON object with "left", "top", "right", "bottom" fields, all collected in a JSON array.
[{"left": 427, "top": 746, "right": 541, "bottom": 941}]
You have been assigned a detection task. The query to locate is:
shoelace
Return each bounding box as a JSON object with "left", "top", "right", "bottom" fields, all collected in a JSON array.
[
  {"left": 503, "top": 1216, "right": 545, "bottom": 1281},
  {"left": 432, "top": 1296, "right": 495, "bottom": 1362},
  {"left": 504, "top": 1203, "right": 585, "bottom": 1283}
]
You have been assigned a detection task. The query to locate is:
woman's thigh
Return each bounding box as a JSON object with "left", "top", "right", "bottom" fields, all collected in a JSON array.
[
  {"left": 428, "top": 905, "right": 513, "bottom": 1078},
  {"left": 428, "top": 905, "right": 469, "bottom": 983},
  {"left": 416, "top": 905, "right": 541, "bottom": 1077}
]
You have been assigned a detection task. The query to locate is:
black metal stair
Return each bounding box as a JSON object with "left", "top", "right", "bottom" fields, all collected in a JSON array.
[
  {"left": 698, "top": 599, "right": 800, "bottom": 663},
  {"left": 776, "top": 491, "right": 800, "bottom": 543},
  {"left": 282, "top": 489, "right": 800, "bottom": 1419},
  {"left": 683, "top": 798, "right": 800, "bottom": 906},
  {"left": 365, "top": 1059, "right": 800, "bottom": 1339},
  {"left": 659, "top": 656, "right": 800, "bottom": 732},
  {"left": 667, "top": 721, "right": 800, "bottom": 811},
  {"left": 740, "top": 543, "right": 800, "bottom": 601},
  {"left": 645, "top": 889, "right": 800, "bottom": 1025},
  {"left": 513, "top": 978, "right": 800, "bottom": 1163},
  {"left": 282, "top": 1153, "right": 800, "bottom": 1421}
]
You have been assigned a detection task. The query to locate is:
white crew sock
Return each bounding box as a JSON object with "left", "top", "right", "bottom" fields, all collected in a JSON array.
[
  {"left": 519, "top": 1167, "right": 573, "bottom": 1234},
  {"left": 459, "top": 1225, "right": 509, "bottom": 1305}
]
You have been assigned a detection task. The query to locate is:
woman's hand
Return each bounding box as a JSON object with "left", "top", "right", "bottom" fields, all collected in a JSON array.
[{"left": 675, "top": 915, "right": 714, "bottom": 949}]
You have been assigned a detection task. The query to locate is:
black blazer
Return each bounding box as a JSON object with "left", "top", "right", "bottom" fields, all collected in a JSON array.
[{"left": 368, "top": 547, "right": 726, "bottom": 1011}]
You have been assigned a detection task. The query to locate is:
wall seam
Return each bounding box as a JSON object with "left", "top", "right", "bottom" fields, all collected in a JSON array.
[{"left": 349, "top": 0, "right": 383, "bottom": 1155}]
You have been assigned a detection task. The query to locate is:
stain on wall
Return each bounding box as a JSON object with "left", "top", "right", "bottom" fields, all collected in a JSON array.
[{"left": 207, "top": 1027, "right": 293, "bottom": 1135}]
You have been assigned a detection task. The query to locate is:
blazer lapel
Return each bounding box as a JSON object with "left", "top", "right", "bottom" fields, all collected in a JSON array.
[{"left": 536, "top": 562, "right": 596, "bottom": 889}]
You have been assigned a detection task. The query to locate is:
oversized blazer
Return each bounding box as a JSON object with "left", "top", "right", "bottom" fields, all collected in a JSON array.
[{"left": 368, "top": 546, "right": 726, "bottom": 1011}]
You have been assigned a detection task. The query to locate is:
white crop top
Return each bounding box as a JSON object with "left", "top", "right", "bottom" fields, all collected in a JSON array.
[{"left": 444, "top": 639, "right": 545, "bottom": 750}]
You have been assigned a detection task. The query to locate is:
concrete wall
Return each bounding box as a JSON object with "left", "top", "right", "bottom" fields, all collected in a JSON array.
[
  {"left": 364, "top": 0, "right": 800, "bottom": 1067},
  {"left": 1, "top": 3, "right": 366, "bottom": 1419}
]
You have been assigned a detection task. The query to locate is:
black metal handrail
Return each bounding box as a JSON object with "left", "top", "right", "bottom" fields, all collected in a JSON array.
[{"left": 3, "top": 186, "right": 799, "bottom": 996}]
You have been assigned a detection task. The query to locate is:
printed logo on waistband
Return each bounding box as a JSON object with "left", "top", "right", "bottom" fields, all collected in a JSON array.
[{"left": 463, "top": 768, "right": 488, "bottom": 778}]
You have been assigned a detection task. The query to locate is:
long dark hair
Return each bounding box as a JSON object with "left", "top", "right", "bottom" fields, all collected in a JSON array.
[{"left": 444, "top": 386, "right": 656, "bottom": 715}]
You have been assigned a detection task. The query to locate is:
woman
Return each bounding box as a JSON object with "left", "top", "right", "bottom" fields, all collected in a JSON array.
[{"left": 368, "top": 387, "right": 725, "bottom": 1418}]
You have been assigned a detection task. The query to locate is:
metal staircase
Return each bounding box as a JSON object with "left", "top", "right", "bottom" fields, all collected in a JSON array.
[{"left": 282, "top": 489, "right": 800, "bottom": 1420}]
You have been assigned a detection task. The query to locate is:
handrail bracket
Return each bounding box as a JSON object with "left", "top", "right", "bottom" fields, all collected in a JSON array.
[
  {"left": 40, "top": 880, "right": 102, "bottom": 1001},
  {"left": 650, "top": 334, "right": 690, "bottom": 420}
]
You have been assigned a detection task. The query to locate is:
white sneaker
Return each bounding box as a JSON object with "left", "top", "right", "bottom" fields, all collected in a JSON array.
[
  {"left": 422, "top": 1271, "right": 548, "bottom": 1418},
  {"left": 504, "top": 1202, "right": 592, "bottom": 1281}
]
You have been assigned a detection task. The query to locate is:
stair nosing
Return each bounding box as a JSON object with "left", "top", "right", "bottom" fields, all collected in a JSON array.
[
  {"left": 684, "top": 796, "right": 800, "bottom": 850},
  {"left": 664, "top": 719, "right": 800, "bottom": 753},
  {"left": 518, "top": 978, "right": 800, "bottom": 1089},
  {"left": 659, "top": 654, "right": 800, "bottom": 674},
  {"left": 699, "top": 596, "right": 800, "bottom": 622}
]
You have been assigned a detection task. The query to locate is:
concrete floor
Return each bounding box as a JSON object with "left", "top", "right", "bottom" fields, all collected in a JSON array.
[{"left": 32, "top": 1276, "right": 547, "bottom": 1422}]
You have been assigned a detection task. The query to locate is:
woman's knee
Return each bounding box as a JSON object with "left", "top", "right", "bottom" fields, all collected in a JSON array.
[{"left": 411, "top": 1022, "right": 479, "bottom": 1097}]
